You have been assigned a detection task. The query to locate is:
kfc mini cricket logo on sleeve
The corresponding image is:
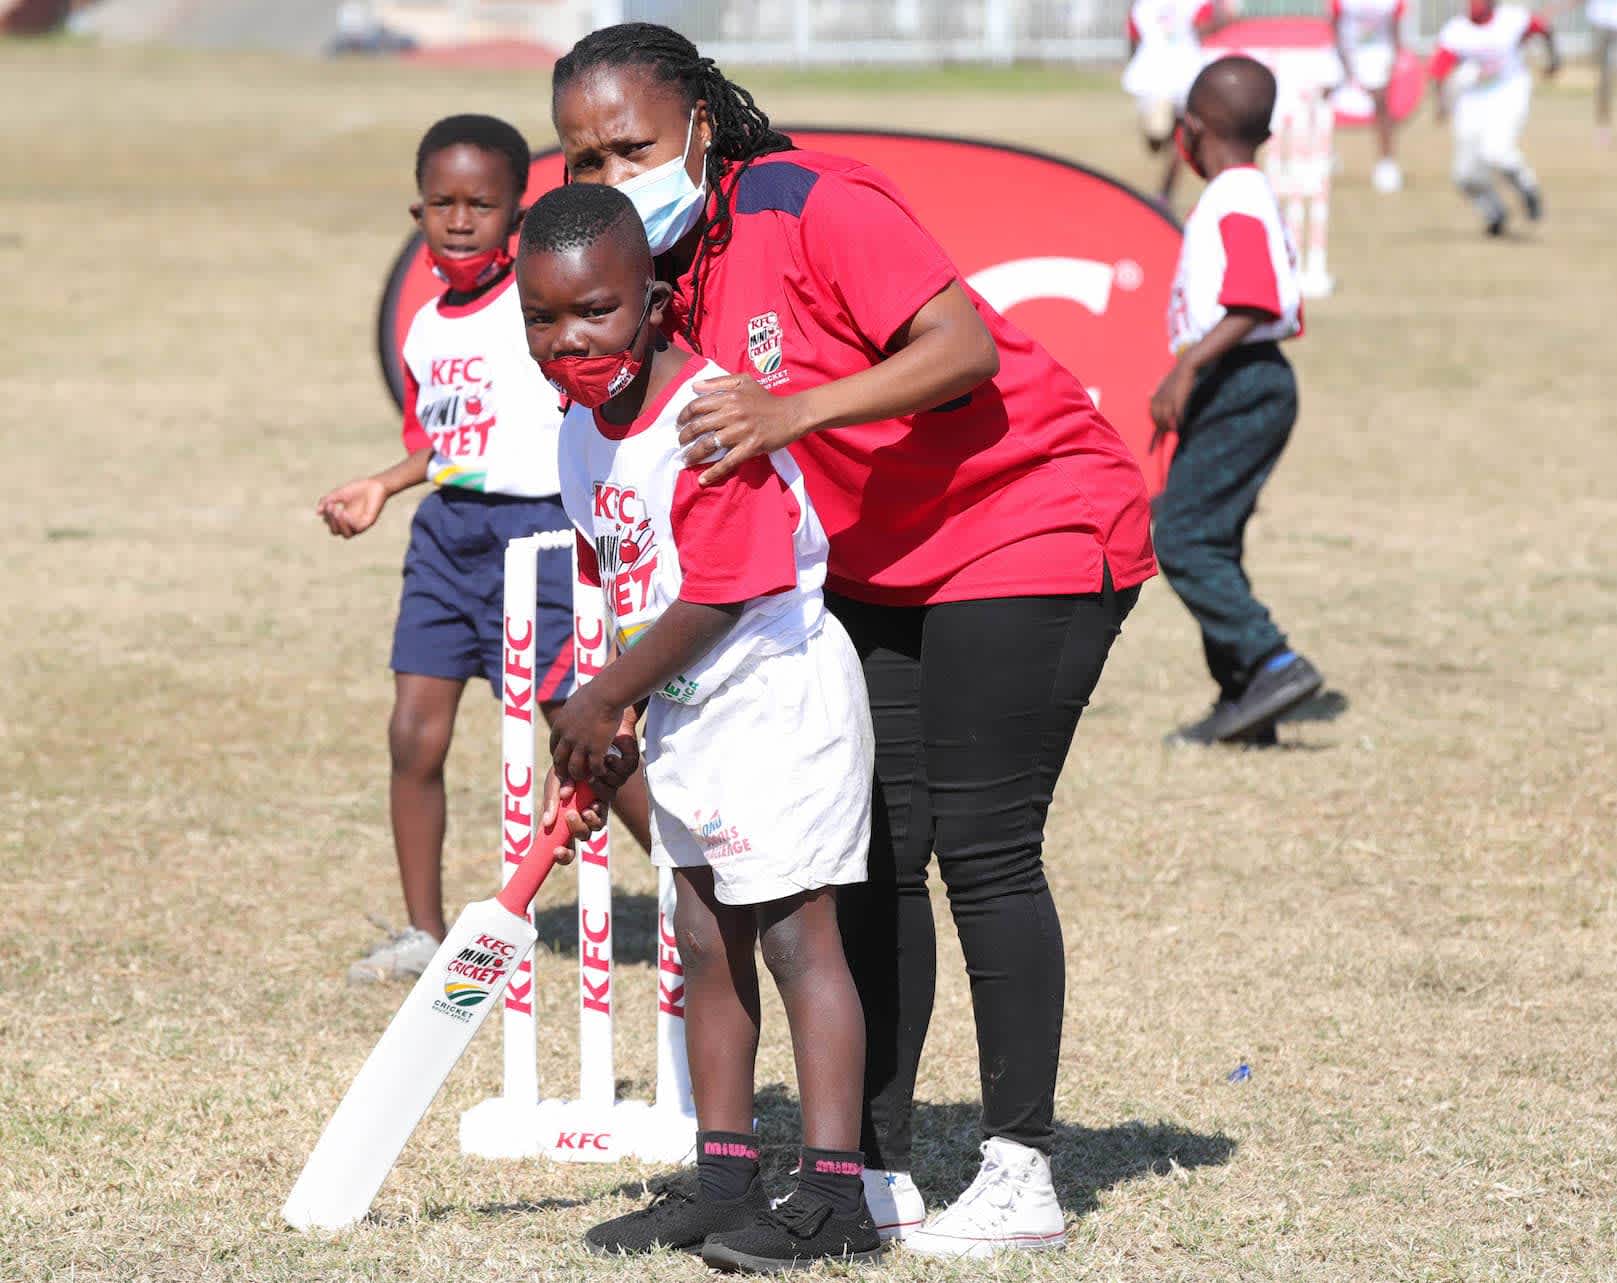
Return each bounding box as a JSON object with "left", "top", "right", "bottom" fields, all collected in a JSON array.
[{"left": 381, "top": 134, "right": 1180, "bottom": 491}]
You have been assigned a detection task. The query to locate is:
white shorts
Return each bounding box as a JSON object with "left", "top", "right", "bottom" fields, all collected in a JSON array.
[
  {"left": 643, "top": 615, "right": 874, "bottom": 908},
  {"left": 1589, "top": 0, "right": 1617, "bottom": 32},
  {"left": 1348, "top": 42, "right": 1395, "bottom": 92},
  {"left": 1452, "top": 75, "right": 1532, "bottom": 185}
]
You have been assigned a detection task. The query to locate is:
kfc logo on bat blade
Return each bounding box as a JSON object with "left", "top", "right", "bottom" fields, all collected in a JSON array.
[{"left": 381, "top": 130, "right": 1181, "bottom": 492}]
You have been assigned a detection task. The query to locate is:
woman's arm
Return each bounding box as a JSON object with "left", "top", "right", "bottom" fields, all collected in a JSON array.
[{"left": 676, "top": 281, "right": 999, "bottom": 487}]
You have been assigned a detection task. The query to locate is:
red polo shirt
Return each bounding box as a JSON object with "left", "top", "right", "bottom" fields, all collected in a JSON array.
[{"left": 665, "top": 148, "right": 1156, "bottom": 607}]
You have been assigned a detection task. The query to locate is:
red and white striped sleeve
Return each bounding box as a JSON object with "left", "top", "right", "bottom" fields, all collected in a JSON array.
[{"left": 1216, "top": 213, "right": 1282, "bottom": 318}]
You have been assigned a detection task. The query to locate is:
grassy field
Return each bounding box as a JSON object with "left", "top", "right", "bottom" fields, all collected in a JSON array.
[{"left": 3, "top": 37, "right": 1615, "bottom": 1283}]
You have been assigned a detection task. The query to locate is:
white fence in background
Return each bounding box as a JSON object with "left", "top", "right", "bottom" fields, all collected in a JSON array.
[{"left": 387, "top": 0, "right": 1604, "bottom": 63}]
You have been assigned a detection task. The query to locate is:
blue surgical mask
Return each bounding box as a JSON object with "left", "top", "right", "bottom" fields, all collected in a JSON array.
[{"left": 615, "top": 110, "right": 708, "bottom": 255}]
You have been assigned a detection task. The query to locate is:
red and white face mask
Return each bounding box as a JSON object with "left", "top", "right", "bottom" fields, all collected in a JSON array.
[
  {"left": 539, "top": 290, "right": 653, "bottom": 409},
  {"left": 428, "top": 245, "right": 512, "bottom": 293}
]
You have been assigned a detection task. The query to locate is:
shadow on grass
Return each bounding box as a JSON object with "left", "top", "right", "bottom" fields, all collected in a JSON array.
[
  {"left": 532, "top": 893, "right": 659, "bottom": 966},
  {"left": 1277, "top": 688, "right": 1349, "bottom": 725},
  {"left": 753, "top": 1086, "right": 1236, "bottom": 1218}
]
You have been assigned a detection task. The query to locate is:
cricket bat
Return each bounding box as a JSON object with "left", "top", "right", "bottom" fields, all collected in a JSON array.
[{"left": 282, "top": 783, "right": 596, "bottom": 1231}]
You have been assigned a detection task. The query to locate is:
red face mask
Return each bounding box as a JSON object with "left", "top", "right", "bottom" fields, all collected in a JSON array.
[
  {"left": 539, "top": 291, "right": 654, "bottom": 409},
  {"left": 428, "top": 245, "right": 512, "bottom": 294},
  {"left": 1175, "top": 121, "right": 1208, "bottom": 180}
]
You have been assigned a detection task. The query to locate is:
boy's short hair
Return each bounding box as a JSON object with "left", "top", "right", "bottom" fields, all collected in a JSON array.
[
  {"left": 415, "top": 114, "right": 531, "bottom": 196},
  {"left": 519, "top": 183, "right": 647, "bottom": 259},
  {"left": 1187, "top": 56, "right": 1277, "bottom": 148}
]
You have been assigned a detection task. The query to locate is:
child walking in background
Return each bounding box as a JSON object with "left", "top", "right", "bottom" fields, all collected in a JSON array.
[
  {"left": 1430, "top": 0, "right": 1559, "bottom": 236},
  {"left": 1151, "top": 55, "right": 1325, "bottom": 746},
  {"left": 519, "top": 182, "right": 880, "bottom": 1272},
  {"left": 1331, "top": 0, "right": 1408, "bottom": 192},
  {"left": 316, "top": 114, "right": 648, "bottom": 983},
  {"left": 1124, "top": 0, "right": 1228, "bottom": 202}
]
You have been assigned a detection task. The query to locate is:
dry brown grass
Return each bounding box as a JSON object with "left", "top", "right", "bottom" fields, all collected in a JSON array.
[{"left": 2, "top": 36, "right": 1615, "bottom": 1283}]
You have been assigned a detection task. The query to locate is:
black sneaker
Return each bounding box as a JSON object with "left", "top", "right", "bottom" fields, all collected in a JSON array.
[
  {"left": 701, "top": 1190, "right": 884, "bottom": 1274},
  {"left": 1523, "top": 186, "right": 1543, "bottom": 221},
  {"left": 584, "top": 1171, "right": 768, "bottom": 1256},
  {"left": 1486, "top": 210, "right": 1508, "bottom": 237},
  {"left": 1220, "top": 654, "right": 1323, "bottom": 740}
]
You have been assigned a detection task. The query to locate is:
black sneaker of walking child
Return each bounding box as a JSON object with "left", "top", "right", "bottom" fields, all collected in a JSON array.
[
  {"left": 1219, "top": 652, "right": 1323, "bottom": 741},
  {"left": 584, "top": 1171, "right": 769, "bottom": 1256},
  {"left": 701, "top": 1189, "right": 883, "bottom": 1274}
]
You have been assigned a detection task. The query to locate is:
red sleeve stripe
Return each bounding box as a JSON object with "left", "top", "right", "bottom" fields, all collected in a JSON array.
[
  {"left": 400, "top": 364, "right": 430, "bottom": 452},
  {"left": 1429, "top": 45, "right": 1458, "bottom": 80},
  {"left": 1216, "top": 213, "right": 1281, "bottom": 319}
]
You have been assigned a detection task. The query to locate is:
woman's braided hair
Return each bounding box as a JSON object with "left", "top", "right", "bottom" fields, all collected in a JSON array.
[{"left": 551, "top": 23, "right": 795, "bottom": 348}]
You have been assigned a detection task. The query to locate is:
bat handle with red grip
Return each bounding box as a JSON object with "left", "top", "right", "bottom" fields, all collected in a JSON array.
[{"left": 496, "top": 781, "right": 598, "bottom": 916}]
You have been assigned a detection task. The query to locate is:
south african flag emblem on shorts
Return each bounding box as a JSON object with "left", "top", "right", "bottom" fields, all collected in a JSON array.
[{"left": 444, "top": 981, "right": 490, "bottom": 1008}]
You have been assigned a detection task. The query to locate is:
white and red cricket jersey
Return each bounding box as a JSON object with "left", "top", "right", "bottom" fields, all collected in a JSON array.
[
  {"left": 666, "top": 150, "right": 1156, "bottom": 608},
  {"left": 1167, "top": 167, "right": 1303, "bottom": 356},
  {"left": 1331, "top": 0, "right": 1404, "bottom": 48},
  {"left": 399, "top": 274, "right": 562, "bottom": 497},
  {"left": 1127, "top": 0, "right": 1215, "bottom": 49},
  {"left": 558, "top": 348, "right": 828, "bottom": 706},
  {"left": 1430, "top": 6, "right": 1547, "bottom": 95}
]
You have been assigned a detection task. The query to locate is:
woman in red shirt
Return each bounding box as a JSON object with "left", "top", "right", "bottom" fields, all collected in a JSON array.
[{"left": 553, "top": 23, "right": 1156, "bottom": 1264}]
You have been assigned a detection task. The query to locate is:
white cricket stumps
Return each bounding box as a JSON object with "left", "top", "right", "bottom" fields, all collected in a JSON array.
[
  {"left": 1269, "top": 81, "right": 1336, "bottom": 299},
  {"left": 458, "top": 534, "right": 696, "bottom": 1165}
]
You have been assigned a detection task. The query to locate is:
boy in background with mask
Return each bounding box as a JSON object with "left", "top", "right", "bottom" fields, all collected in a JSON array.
[
  {"left": 519, "top": 181, "right": 881, "bottom": 1272},
  {"left": 1150, "top": 56, "right": 1324, "bottom": 747},
  {"left": 316, "top": 114, "right": 649, "bottom": 983}
]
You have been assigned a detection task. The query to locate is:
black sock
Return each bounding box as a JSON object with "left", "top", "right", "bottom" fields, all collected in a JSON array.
[
  {"left": 697, "top": 1130, "right": 760, "bottom": 1202},
  {"left": 794, "top": 1147, "right": 865, "bottom": 1214}
]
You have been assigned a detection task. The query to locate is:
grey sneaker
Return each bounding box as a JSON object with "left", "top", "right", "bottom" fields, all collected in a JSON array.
[{"left": 346, "top": 925, "right": 440, "bottom": 984}]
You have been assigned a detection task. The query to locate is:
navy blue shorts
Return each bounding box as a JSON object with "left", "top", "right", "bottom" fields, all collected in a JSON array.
[{"left": 391, "top": 488, "right": 574, "bottom": 702}]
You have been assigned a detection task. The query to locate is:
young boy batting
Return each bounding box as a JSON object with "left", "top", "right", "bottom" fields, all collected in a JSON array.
[
  {"left": 1151, "top": 55, "right": 1325, "bottom": 746},
  {"left": 518, "top": 182, "right": 881, "bottom": 1272},
  {"left": 316, "top": 115, "right": 647, "bottom": 983},
  {"left": 1430, "top": 0, "right": 1559, "bottom": 236}
]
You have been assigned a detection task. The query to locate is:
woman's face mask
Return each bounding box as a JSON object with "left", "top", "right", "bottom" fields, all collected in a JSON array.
[{"left": 613, "top": 110, "right": 709, "bottom": 256}]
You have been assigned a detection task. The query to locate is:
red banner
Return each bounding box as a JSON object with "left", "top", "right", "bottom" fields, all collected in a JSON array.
[{"left": 378, "top": 128, "right": 1183, "bottom": 491}]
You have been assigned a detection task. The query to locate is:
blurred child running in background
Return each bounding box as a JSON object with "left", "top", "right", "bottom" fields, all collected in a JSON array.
[{"left": 1430, "top": 0, "right": 1559, "bottom": 236}]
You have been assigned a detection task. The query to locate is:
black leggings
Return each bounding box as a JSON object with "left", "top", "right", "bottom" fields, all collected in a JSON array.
[{"left": 828, "top": 573, "right": 1139, "bottom": 1169}]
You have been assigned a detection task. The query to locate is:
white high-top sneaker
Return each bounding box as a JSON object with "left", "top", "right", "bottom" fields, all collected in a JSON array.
[
  {"left": 902, "top": 1138, "right": 1065, "bottom": 1259},
  {"left": 860, "top": 1169, "right": 926, "bottom": 1241}
]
